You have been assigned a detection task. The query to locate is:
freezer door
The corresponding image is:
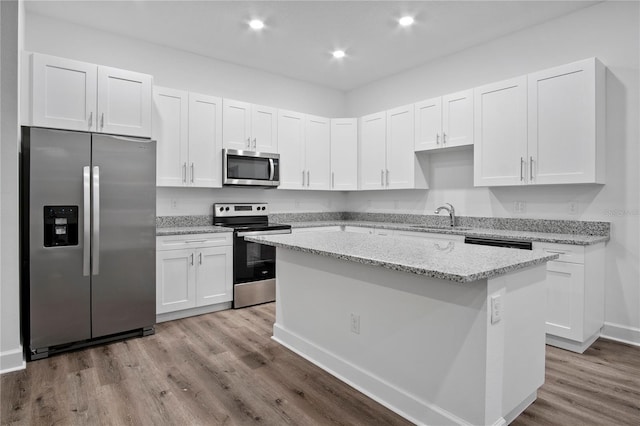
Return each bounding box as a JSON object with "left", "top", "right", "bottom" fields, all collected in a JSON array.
[
  {"left": 91, "top": 134, "right": 156, "bottom": 337},
  {"left": 26, "top": 128, "right": 92, "bottom": 350}
]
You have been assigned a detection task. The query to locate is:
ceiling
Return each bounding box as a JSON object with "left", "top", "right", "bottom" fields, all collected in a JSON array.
[{"left": 24, "top": 1, "right": 599, "bottom": 91}]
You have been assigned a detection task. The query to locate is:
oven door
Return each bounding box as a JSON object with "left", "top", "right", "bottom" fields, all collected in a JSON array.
[
  {"left": 233, "top": 233, "right": 276, "bottom": 284},
  {"left": 223, "top": 149, "right": 279, "bottom": 187}
]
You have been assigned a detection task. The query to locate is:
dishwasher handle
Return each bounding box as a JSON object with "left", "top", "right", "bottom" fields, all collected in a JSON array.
[{"left": 464, "top": 236, "right": 532, "bottom": 250}]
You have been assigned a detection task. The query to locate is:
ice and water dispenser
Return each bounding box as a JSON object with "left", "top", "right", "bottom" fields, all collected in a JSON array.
[{"left": 43, "top": 206, "right": 78, "bottom": 247}]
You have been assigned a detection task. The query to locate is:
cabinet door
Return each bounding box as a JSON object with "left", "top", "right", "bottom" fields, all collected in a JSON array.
[
  {"left": 305, "top": 115, "right": 331, "bottom": 190},
  {"left": 189, "top": 93, "right": 223, "bottom": 188},
  {"left": 330, "top": 118, "right": 358, "bottom": 190},
  {"left": 359, "top": 112, "right": 387, "bottom": 190},
  {"left": 222, "top": 99, "right": 252, "bottom": 150},
  {"left": 528, "top": 58, "right": 603, "bottom": 184},
  {"left": 31, "top": 53, "right": 97, "bottom": 132},
  {"left": 473, "top": 76, "right": 527, "bottom": 186},
  {"left": 414, "top": 97, "right": 441, "bottom": 151},
  {"left": 195, "top": 246, "right": 233, "bottom": 306},
  {"left": 545, "top": 261, "right": 585, "bottom": 341},
  {"left": 277, "top": 110, "right": 306, "bottom": 189},
  {"left": 386, "top": 105, "right": 415, "bottom": 189},
  {"left": 97, "top": 66, "right": 152, "bottom": 137},
  {"left": 153, "top": 87, "right": 189, "bottom": 187},
  {"left": 442, "top": 89, "right": 473, "bottom": 148},
  {"left": 252, "top": 104, "right": 278, "bottom": 152},
  {"left": 156, "top": 249, "right": 196, "bottom": 314}
]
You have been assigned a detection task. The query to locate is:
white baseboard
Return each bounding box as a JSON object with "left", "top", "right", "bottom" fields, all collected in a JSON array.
[
  {"left": 601, "top": 322, "right": 640, "bottom": 346},
  {"left": 273, "top": 323, "right": 475, "bottom": 426},
  {"left": 156, "top": 301, "right": 232, "bottom": 323},
  {"left": 0, "top": 347, "right": 25, "bottom": 375}
]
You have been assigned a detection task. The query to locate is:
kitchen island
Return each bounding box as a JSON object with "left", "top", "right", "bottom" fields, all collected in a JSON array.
[{"left": 246, "top": 231, "right": 559, "bottom": 426}]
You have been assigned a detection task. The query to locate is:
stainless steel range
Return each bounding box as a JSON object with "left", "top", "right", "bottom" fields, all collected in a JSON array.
[{"left": 213, "top": 203, "right": 291, "bottom": 308}]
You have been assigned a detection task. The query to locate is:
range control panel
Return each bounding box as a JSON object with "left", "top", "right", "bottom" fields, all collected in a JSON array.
[
  {"left": 213, "top": 203, "right": 268, "bottom": 217},
  {"left": 43, "top": 206, "right": 79, "bottom": 247}
]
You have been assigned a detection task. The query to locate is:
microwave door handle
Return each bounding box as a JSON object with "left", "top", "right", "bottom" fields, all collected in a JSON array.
[{"left": 269, "top": 158, "right": 275, "bottom": 181}]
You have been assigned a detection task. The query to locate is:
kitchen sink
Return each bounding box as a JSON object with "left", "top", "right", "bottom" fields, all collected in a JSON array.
[{"left": 409, "top": 225, "right": 472, "bottom": 231}]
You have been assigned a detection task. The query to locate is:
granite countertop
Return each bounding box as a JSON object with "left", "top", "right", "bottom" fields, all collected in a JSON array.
[
  {"left": 284, "top": 221, "right": 608, "bottom": 245},
  {"left": 156, "top": 225, "right": 233, "bottom": 236},
  {"left": 245, "top": 232, "right": 559, "bottom": 283}
]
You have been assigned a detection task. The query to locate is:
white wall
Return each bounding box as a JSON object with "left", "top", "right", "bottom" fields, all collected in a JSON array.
[
  {"left": 346, "top": 1, "right": 640, "bottom": 343},
  {"left": 1, "top": 0, "right": 26, "bottom": 373}
]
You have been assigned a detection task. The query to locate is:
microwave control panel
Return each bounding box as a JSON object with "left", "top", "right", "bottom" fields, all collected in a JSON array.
[{"left": 43, "top": 206, "right": 79, "bottom": 247}]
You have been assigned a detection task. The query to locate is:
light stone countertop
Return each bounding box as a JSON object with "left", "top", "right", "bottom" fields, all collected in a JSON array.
[
  {"left": 246, "top": 231, "right": 559, "bottom": 283},
  {"left": 285, "top": 221, "right": 608, "bottom": 245},
  {"left": 156, "top": 225, "right": 233, "bottom": 236}
]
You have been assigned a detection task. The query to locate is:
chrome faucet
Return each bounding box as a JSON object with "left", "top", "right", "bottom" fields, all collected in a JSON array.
[{"left": 434, "top": 203, "right": 456, "bottom": 227}]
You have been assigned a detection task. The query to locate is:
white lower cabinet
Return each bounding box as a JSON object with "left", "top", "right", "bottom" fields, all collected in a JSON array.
[
  {"left": 534, "top": 241, "right": 605, "bottom": 353},
  {"left": 156, "top": 233, "right": 233, "bottom": 320}
]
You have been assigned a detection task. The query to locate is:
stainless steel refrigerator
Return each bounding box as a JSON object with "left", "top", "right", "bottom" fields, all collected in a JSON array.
[{"left": 21, "top": 127, "right": 156, "bottom": 360}]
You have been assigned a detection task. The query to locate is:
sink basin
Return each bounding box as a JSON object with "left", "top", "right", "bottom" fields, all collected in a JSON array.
[{"left": 409, "top": 225, "right": 472, "bottom": 231}]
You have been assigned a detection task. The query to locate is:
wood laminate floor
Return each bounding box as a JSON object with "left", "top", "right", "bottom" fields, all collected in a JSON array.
[{"left": 2, "top": 303, "right": 639, "bottom": 425}]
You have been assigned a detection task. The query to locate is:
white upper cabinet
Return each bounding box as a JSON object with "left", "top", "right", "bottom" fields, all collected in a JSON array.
[
  {"left": 188, "top": 93, "right": 223, "bottom": 187},
  {"left": 415, "top": 89, "right": 473, "bottom": 151},
  {"left": 305, "top": 115, "right": 331, "bottom": 190},
  {"left": 278, "top": 111, "right": 330, "bottom": 190},
  {"left": 474, "top": 58, "right": 605, "bottom": 187},
  {"left": 527, "top": 58, "right": 605, "bottom": 185},
  {"left": 360, "top": 106, "right": 426, "bottom": 190},
  {"left": 222, "top": 99, "right": 277, "bottom": 152},
  {"left": 359, "top": 111, "right": 387, "bottom": 190},
  {"left": 30, "top": 53, "right": 152, "bottom": 137},
  {"left": 154, "top": 87, "right": 188, "bottom": 187},
  {"left": 277, "top": 109, "right": 306, "bottom": 189},
  {"left": 97, "top": 66, "right": 152, "bottom": 137},
  {"left": 473, "top": 76, "right": 528, "bottom": 186},
  {"left": 330, "top": 118, "right": 358, "bottom": 190},
  {"left": 154, "top": 86, "right": 222, "bottom": 188},
  {"left": 31, "top": 54, "right": 98, "bottom": 132}
]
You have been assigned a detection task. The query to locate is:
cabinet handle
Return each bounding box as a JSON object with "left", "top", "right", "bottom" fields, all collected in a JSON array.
[
  {"left": 386, "top": 169, "right": 389, "bottom": 186},
  {"left": 100, "top": 113, "right": 104, "bottom": 129},
  {"left": 191, "top": 163, "right": 194, "bottom": 183},
  {"left": 530, "top": 156, "right": 534, "bottom": 181},
  {"left": 183, "top": 163, "right": 187, "bottom": 183},
  {"left": 302, "top": 170, "right": 305, "bottom": 186},
  {"left": 545, "top": 250, "right": 567, "bottom": 255},
  {"left": 442, "top": 132, "right": 447, "bottom": 145},
  {"left": 199, "top": 253, "right": 202, "bottom": 265},
  {"left": 307, "top": 170, "right": 310, "bottom": 187},
  {"left": 381, "top": 169, "right": 384, "bottom": 186},
  {"left": 88, "top": 112, "right": 93, "bottom": 128},
  {"left": 332, "top": 172, "right": 335, "bottom": 189},
  {"left": 436, "top": 133, "right": 439, "bottom": 145},
  {"left": 190, "top": 253, "right": 194, "bottom": 266},
  {"left": 253, "top": 138, "right": 257, "bottom": 149},
  {"left": 520, "top": 157, "right": 524, "bottom": 181},
  {"left": 246, "top": 137, "right": 251, "bottom": 148}
]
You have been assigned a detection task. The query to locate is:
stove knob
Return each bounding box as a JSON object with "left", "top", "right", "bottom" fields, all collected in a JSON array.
[
  {"left": 225, "top": 207, "right": 230, "bottom": 211},
  {"left": 219, "top": 207, "right": 224, "bottom": 212},
  {"left": 262, "top": 206, "right": 266, "bottom": 211}
]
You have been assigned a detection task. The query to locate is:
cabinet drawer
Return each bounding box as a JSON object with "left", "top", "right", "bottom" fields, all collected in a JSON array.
[
  {"left": 533, "top": 242, "right": 584, "bottom": 264},
  {"left": 157, "top": 233, "right": 232, "bottom": 250}
]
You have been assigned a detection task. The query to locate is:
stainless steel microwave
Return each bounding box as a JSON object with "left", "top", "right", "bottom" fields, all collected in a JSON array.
[{"left": 223, "top": 149, "right": 280, "bottom": 187}]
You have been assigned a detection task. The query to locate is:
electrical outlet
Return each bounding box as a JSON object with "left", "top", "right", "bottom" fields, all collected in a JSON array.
[
  {"left": 350, "top": 313, "right": 360, "bottom": 334},
  {"left": 491, "top": 295, "right": 502, "bottom": 324},
  {"left": 514, "top": 201, "right": 526, "bottom": 214},
  {"left": 569, "top": 201, "right": 579, "bottom": 215},
  {"left": 170, "top": 199, "right": 178, "bottom": 210}
]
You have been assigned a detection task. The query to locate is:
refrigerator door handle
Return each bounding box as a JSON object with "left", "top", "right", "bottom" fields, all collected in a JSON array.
[
  {"left": 83, "top": 166, "right": 91, "bottom": 276},
  {"left": 92, "top": 166, "right": 100, "bottom": 275}
]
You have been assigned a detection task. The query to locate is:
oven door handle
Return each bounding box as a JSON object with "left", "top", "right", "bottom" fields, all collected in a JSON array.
[
  {"left": 268, "top": 158, "right": 275, "bottom": 181},
  {"left": 236, "top": 229, "right": 292, "bottom": 237}
]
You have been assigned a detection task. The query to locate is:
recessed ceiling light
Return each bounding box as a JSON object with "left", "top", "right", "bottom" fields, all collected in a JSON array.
[
  {"left": 249, "top": 19, "right": 264, "bottom": 30},
  {"left": 332, "top": 50, "right": 346, "bottom": 59},
  {"left": 399, "top": 16, "right": 415, "bottom": 27}
]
